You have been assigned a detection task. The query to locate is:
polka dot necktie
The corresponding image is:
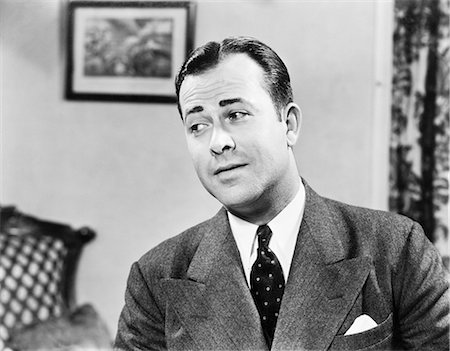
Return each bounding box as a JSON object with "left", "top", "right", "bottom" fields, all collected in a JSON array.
[{"left": 250, "top": 225, "right": 285, "bottom": 347}]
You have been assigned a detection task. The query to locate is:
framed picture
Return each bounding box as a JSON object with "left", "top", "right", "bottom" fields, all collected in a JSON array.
[{"left": 65, "top": 1, "right": 196, "bottom": 103}]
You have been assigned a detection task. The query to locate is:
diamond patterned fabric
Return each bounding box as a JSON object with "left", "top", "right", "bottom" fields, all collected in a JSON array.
[{"left": 0, "top": 229, "right": 68, "bottom": 350}]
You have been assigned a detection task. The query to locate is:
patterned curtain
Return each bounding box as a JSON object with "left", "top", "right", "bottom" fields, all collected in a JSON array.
[{"left": 390, "top": 0, "right": 449, "bottom": 269}]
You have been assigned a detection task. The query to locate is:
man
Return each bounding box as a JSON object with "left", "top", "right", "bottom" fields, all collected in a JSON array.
[{"left": 115, "top": 37, "right": 449, "bottom": 350}]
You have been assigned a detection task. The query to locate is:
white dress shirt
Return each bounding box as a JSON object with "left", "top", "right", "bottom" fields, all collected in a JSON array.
[{"left": 228, "top": 181, "right": 306, "bottom": 286}]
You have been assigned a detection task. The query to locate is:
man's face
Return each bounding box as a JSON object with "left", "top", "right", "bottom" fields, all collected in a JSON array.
[{"left": 179, "top": 53, "right": 294, "bottom": 214}]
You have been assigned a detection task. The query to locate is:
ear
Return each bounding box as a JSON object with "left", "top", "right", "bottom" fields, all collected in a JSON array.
[{"left": 283, "top": 103, "right": 302, "bottom": 147}]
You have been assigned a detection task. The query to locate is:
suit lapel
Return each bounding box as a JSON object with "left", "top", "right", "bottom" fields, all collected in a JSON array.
[
  {"left": 163, "top": 209, "right": 268, "bottom": 350},
  {"left": 272, "top": 185, "right": 372, "bottom": 351}
]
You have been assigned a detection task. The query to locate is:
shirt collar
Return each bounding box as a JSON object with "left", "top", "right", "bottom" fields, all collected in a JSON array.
[{"left": 228, "top": 180, "right": 306, "bottom": 283}]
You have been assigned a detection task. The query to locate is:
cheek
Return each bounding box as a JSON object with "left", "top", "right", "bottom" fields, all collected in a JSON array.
[
  {"left": 252, "top": 136, "right": 289, "bottom": 171},
  {"left": 186, "top": 137, "right": 200, "bottom": 158},
  {"left": 187, "top": 142, "right": 210, "bottom": 173},
  {"left": 250, "top": 131, "right": 283, "bottom": 156}
]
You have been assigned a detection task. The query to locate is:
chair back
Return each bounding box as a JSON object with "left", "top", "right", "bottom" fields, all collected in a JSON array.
[{"left": 0, "top": 206, "right": 95, "bottom": 350}]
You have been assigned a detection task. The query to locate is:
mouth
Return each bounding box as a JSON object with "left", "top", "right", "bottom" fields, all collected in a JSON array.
[{"left": 214, "top": 164, "right": 247, "bottom": 175}]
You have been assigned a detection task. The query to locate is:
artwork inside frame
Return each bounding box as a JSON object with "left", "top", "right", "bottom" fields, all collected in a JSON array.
[{"left": 65, "top": 0, "right": 196, "bottom": 103}]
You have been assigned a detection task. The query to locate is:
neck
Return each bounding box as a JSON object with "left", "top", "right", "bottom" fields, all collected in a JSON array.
[{"left": 227, "top": 171, "right": 301, "bottom": 226}]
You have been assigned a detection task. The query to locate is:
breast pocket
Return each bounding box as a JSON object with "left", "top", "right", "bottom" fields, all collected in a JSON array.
[{"left": 329, "top": 313, "right": 393, "bottom": 350}]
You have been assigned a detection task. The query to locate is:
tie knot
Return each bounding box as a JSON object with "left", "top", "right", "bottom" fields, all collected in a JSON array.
[{"left": 257, "top": 225, "right": 272, "bottom": 248}]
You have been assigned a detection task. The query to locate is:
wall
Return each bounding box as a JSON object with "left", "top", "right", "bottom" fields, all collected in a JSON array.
[{"left": 0, "top": 0, "right": 391, "bottom": 336}]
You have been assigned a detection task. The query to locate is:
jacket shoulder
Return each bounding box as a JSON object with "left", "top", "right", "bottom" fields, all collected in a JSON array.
[
  {"left": 324, "top": 197, "right": 416, "bottom": 233},
  {"left": 135, "top": 210, "right": 223, "bottom": 279},
  {"left": 322, "top": 197, "right": 422, "bottom": 266}
]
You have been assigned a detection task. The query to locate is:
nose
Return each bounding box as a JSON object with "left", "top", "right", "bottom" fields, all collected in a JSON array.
[{"left": 209, "top": 125, "right": 235, "bottom": 156}]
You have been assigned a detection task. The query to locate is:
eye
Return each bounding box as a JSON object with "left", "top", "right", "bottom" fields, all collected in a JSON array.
[
  {"left": 189, "top": 123, "right": 208, "bottom": 135},
  {"left": 228, "top": 111, "right": 249, "bottom": 121}
]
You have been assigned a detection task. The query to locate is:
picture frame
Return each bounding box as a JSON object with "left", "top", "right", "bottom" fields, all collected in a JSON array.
[{"left": 65, "top": 0, "right": 196, "bottom": 103}]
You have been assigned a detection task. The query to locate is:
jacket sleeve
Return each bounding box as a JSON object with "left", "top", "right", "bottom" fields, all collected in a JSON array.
[
  {"left": 115, "top": 262, "right": 166, "bottom": 351},
  {"left": 393, "top": 222, "right": 449, "bottom": 350}
]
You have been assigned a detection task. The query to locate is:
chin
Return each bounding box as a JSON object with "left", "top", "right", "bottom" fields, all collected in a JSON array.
[{"left": 209, "top": 186, "right": 261, "bottom": 212}]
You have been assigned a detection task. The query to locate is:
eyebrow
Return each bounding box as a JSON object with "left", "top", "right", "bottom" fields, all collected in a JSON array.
[
  {"left": 185, "top": 105, "right": 204, "bottom": 117},
  {"left": 219, "top": 98, "right": 243, "bottom": 107},
  {"left": 184, "top": 97, "right": 250, "bottom": 119}
]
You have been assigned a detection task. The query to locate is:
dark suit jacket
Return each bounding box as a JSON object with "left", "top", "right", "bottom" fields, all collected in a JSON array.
[{"left": 115, "top": 184, "right": 449, "bottom": 350}]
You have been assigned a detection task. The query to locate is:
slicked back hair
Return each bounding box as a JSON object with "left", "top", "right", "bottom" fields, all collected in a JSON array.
[{"left": 175, "top": 36, "right": 293, "bottom": 119}]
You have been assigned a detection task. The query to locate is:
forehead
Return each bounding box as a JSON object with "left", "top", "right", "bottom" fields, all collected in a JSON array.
[{"left": 179, "top": 54, "right": 270, "bottom": 113}]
